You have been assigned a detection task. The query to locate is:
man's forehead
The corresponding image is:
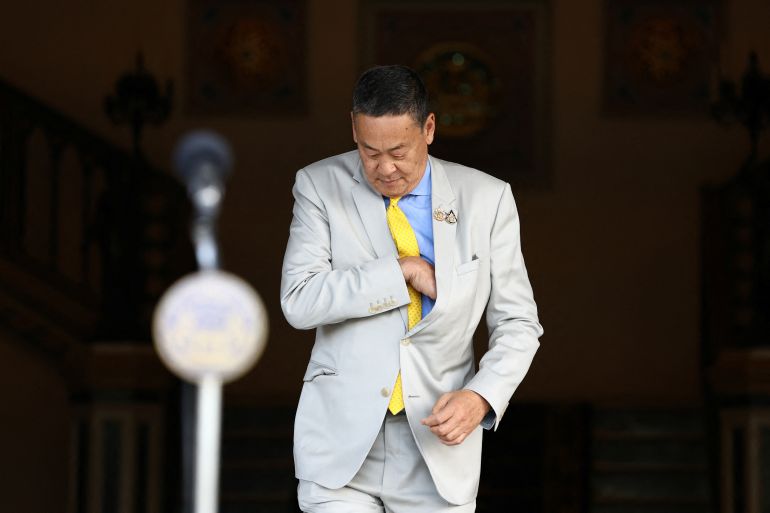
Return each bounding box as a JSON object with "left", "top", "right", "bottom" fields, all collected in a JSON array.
[
  {"left": 353, "top": 117, "right": 423, "bottom": 149},
  {"left": 352, "top": 112, "right": 423, "bottom": 127}
]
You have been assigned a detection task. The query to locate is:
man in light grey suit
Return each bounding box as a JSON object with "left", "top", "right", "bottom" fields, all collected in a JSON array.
[{"left": 281, "top": 65, "right": 542, "bottom": 512}]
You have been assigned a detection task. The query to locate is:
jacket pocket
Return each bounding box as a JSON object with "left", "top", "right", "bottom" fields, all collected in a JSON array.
[
  {"left": 302, "top": 360, "right": 338, "bottom": 382},
  {"left": 456, "top": 258, "right": 481, "bottom": 275}
]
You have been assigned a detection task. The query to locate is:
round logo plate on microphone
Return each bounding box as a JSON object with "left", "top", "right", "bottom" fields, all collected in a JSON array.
[{"left": 153, "top": 270, "right": 268, "bottom": 383}]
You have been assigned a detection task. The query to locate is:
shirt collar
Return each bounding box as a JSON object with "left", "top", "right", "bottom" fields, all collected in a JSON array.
[{"left": 409, "top": 160, "right": 432, "bottom": 197}]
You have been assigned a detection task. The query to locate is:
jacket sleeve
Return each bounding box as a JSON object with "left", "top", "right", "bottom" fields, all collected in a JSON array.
[
  {"left": 280, "top": 169, "right": 411, "bottom": 330},
  {"left": 463, "top": 183, "right": 543, "bottom": 430}
]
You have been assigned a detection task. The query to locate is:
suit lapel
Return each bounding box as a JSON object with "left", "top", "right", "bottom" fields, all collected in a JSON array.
[
  {"left": 350, "top": 159, "right": 409, "bottom": 329},
  {"left": 408, "top": 156, "right": 456, "bottom": 335},
  {"left": 351, "top": 160, "right": 395, "bottom": 260}
]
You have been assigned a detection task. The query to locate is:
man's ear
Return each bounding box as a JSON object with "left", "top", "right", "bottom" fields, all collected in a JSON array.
[
  {"left": 424, "top": 113, "right": 436, "bottom": 145},
  {"left": 350, "top": 112, "right": 358, "bottom": 144}
]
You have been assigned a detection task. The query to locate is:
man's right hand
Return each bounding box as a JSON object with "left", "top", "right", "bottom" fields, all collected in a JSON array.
[{"left": 398, "top": 256, "right": 437, "bottom": 299}]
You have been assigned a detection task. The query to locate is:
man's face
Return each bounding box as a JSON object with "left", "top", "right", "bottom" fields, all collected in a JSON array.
[{"left": 352, "top": 112, "right": 436, "bottom": 198}]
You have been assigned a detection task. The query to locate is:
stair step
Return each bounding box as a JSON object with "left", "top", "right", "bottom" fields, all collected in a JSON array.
[
  {"left": 592, "top": 473, "right": 710, "bottom": 500},
  {"left": 589, "top": 407, "right": 713, "bottom": 513},
  {"left": 220, "top": 492, "right": 298, "bottom": 513},
  {"left": 221, "top": 437, "right": 292, "bottom": 461},
  {"left": 592, "top": 409, "right": 706, "bottom": 435},
  {"left": 482, "top": 467, "right": 543, "bottom": 488},
  {"left": 593, "top": 496, "right": 711, "bottom": 505},
  {"left": 592, "top": 438, "right": 707, "bottom": 466},
  {"left": 220, "top": 466, "right": 296, "bottom": 494},
  {"left": 477, "top": 486, "right": 542, "bottom": 511},
  {"left": 592, "top": 502, "right": 712, "bottom": 513},
  {"left": 219, "top": 407, "right": 297, "bottom": 510},
  {"left": 593, "top": 462, "right": 708, "bottom": 473},
  {"left": 224, "top": 428, "right": 293, "bottom": 439},
  {"left": 221, "top": 491, "right": 295, "bottom": 501},
  {"left": 593, "top": 430, "right": 704, "bottom": 441},
  {"left": 478, "top": 486, "right": 542, "bottom": 497},
  {"left": 222, "top": 458, "right": 294, "bottom": 471},
  {"left": 222, "top": 406, "right": 295, "bottom": 431}
]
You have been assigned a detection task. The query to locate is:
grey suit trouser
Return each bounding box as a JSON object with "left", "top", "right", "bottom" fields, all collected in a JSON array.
[{"left": 298, "top": 412, "right": 476, "bottom": 513}]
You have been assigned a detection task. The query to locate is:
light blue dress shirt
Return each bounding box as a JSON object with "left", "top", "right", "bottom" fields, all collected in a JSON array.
[{"left": 383, "top": 161, "right": 435, "bottom": 317}]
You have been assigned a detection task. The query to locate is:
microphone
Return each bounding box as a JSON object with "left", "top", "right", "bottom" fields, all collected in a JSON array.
[
  {"left": 173, "top": 130, "right": 234, "bottom": 270},
  {"left": 173, "top": 130, "right": 233, "bottom": 212}
]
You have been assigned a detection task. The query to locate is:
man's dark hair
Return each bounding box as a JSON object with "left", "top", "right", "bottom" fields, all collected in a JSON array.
[{"left": 352, "top": 65, "right": 430, "bottom": 126}]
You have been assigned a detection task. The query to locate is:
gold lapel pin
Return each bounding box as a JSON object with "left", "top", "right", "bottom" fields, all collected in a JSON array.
[{"left": 433, "top": 208, "right": 447, "bottom": 222}]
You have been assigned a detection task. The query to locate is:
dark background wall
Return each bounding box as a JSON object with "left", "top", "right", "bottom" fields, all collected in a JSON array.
[{"left": 1, "top": 0, "right": 769, "bottom": 511}]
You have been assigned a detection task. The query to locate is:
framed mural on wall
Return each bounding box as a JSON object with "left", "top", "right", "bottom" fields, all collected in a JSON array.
[
  {"left": 185, "top": 0, "right": 307, "bottom": 116},
  {"left": 603, "top": 0, "right": 722, "bottom": 116},
  {"left": 360, "top": 0, "right": 551, "bottom": 187}
]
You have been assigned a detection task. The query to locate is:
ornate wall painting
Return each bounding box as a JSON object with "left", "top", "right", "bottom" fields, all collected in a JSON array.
[
  {"left": 603, "top": 0, "right": 722, "bottom": 116},
  {"left": 186, "top": 0, "right": 307, "bottom": 116},
  {"left": 360, "top": 0, "right": 551, "bottom": 187}
]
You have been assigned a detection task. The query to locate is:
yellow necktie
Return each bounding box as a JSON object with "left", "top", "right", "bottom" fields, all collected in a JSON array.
[{"left": 385, "top": 196, "right": 422, "bottom": 414}]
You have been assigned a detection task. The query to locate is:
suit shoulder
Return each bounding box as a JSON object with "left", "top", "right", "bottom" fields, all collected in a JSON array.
[
  {"left": 301, "top": 150, "right": 359, "bottom": 181},
  {"left": 431, "top": 156, "right": 508, "bottom": 195}
]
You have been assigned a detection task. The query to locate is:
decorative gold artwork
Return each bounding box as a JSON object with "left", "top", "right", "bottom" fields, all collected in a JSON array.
[
  {"left": 185, "top": 0, "right": 307, "bottom": 116},
  {"left": 603, "top": 0, "right": 721, "bottom": 116}
]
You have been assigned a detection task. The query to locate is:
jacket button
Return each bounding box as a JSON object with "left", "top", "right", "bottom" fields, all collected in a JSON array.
[
  {"left": 401, "top": 338, "right": 411, "bottom": 346},
  {"left": 380, "top": 387, "right": 390, "bottom": 397}
]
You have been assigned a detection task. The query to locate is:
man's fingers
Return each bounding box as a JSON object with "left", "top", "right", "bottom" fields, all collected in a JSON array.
[
  {"left": 425, "top": 280, "right": 437, "bottom": 300},
  {"left": 412, "top": 275, "right": 436, "bottom": 300},
  {"left": 432, "top": 393, "right": 453, "bottom": 414},
  {"left": 419, "top": 265, "right": 437, "bottom": 299},
  {"left": 422, "top": 407, "right": 453, "bottom": 428},
  {"left": 440, "top": 432, "right": 467, "bottom": 446},
  {"left": 422, "top": 265, "right": 437, "bottom": 299},
  {"left": 438, "top": 430, "right": 468, "bottom": 445},
  {"left": 433, "top": 422, "right": 468, "bottom": 445},
  {"left": 422, "top": 414, "right": 439, "bottom": 427},
  {"left": 443, "top": 425, "right": 466, "bottom": 443},
  {"left": 406, "top": 259, "right": 437, "bottom": 299},
  {"left": 423, "top": 395, "right": 456, "bottom": 429}
]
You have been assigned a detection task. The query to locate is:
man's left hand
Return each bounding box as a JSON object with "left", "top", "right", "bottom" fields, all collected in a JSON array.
[{"left": 421, "top": 390, "right": 491, "bottom": 446}]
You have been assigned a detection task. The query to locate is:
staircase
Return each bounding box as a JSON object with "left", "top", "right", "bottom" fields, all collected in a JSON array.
[
  {"left": 478, "top": 404, "right": 548, "bottom": 512},
  {"left": 590, "top": 408, "right": 713, "bottom": 513},
  {"left": 215, "top": 404, "right": 716, "bottom": 513},
  {"left": 220, "top": 404, "right": 299, "bottom": 513},
  {"left": 0, "top": 76, "right": 193, "bottom": 513},
  {"left": 217, "top": 403, "right": 592, "bottom": 513}
]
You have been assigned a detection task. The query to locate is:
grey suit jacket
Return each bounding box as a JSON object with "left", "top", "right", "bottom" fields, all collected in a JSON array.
[{"left": 280, "top": 150, "right": 542, "bottom": 505}]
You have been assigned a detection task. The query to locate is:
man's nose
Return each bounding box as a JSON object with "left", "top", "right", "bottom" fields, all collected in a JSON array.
[{"left": 379, "top": 158, "right": 398, "bottom": 175}]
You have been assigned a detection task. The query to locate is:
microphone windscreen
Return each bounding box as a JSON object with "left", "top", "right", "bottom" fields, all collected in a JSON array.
[{"left": 173, "top": 130, "right": 233, "bottom": 182}]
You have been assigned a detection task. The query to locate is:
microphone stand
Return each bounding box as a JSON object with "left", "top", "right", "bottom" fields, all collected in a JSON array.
[
  {"left": 178, "top": 135, "right": 229, "bottom": 513},
  {"left": 157, "top": 131, "right": 266, "bottom": 513}
]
